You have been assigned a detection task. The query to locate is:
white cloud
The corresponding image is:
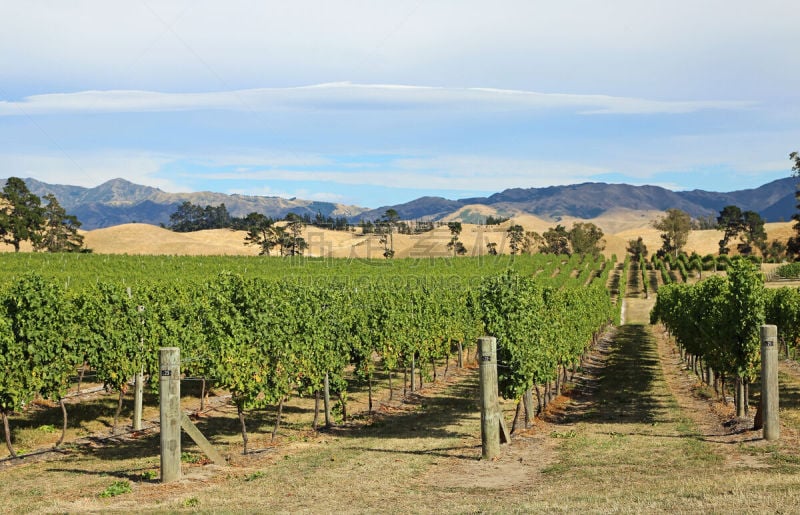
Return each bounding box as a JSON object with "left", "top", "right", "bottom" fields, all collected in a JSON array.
[
  {"left": 0, "top": 1, "right": 794, "bottom": 206},
  {"left": 2, "top": 1, "right": 796, "bottom": 100},
  {"left": 0, "top": 83, "right": 757, "bottom": 117}
]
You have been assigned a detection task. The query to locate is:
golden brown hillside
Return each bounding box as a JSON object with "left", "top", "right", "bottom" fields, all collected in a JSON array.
[{"left": 1, "top": 217, "right": 795, "bottom": 259}]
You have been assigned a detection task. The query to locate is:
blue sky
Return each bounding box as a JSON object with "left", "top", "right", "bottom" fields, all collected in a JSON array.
[{"left": 1, "top": 1, "right": 798, "bottom": 208}]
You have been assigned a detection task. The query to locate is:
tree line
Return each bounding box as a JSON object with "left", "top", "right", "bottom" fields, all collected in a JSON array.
[
  {"left": 0, "top": 177, "right": 87, "bottom": 253},
  {"left": 489, "top": 221, "right": 606, "bottom": 257},
  {"left": 168, "top": 201, "right": 353, "bottom": 234}
]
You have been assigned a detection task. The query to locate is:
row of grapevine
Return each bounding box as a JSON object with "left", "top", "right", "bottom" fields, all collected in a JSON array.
[
  {"left": 653, "top": 256, "right": 672, "bottom": 285},
  {"left": 479, "top": 270, "right": 615, "bottom": 428},
  {"left": 0, "top": 254, "right": 614, "bottom": 455},
  {"left": 0, "top": 252, "right": 594, "bottom": 288},
  {"left": 764, "top": 287, "right": 800, "bottom": 359},
  {"left": 650, "top": 259, "right": 767, "bottom": 417},
  {"left": 646, "top": 252, "right": 762, "bottom": 288}
]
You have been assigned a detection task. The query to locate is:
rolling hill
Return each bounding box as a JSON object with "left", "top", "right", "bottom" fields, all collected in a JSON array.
[
  {"left": 63, "top": 220, "right": 798, "bottom": 260},
  {"left": 357, "top": 178, "right": 797, "bottom": 223}
]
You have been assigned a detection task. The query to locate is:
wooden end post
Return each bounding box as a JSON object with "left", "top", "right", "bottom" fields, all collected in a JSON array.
[
  {"left": 479, "top": 336, "right": 509, "bottom": 459},
  {"left": 761, "top": 325, "right": 779, "bottom": 441},
  {"left": 159, "top": 347, "right": 181, "bottom": 482}
]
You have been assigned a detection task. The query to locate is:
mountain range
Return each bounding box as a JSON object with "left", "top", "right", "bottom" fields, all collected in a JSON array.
[
  {"left": 15, "top": 178, "right": 364, "bottom": 230},
  {"left": 5, "top": 176, "right": 796, "bottom": 230}
]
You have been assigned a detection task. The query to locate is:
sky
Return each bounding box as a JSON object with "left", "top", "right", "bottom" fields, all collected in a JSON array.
[{"left": 1, "top": 1, "right": 799, "bottom": 208}]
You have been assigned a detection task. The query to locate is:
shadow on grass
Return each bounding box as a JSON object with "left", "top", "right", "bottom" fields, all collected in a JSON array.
[
  {"left": 8, "top": 394, "right": 130, "bottom": 436},
  {"left": 9, "top": 357, "right": 481, "bottom": 467},
  {"left": 349, "top": 444, "right": 480, "bottom": 461},
  {"left": 607, "top": 263, "right": 622, "bottom": 298},
  {"left": 777, "top": 377, "right": 800, "bottom": 415},
  {"left": 748, "top": 370, "right": 800, "bottom": 432},
  {"left": 332, "top": 373, "right": 481, "bottom": 459},
  {"left": 47, "top": 462, "right": 162, "bottom": 483},
  {"left": 546, "top": 324, "right": 675, "bottom": 426},
  {"left": 627, "top": 262, "right": 641, "bottom": 297}
]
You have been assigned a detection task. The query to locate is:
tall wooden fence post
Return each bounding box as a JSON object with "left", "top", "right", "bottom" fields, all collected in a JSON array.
[
  {"left": 133, "top": 371, "right": 144, "bottom": 431},
  {"left": 160, "top": 347, "right": 181, "bottom": 483},
  {"left": 130, "top": 291, "right": 145, "bottom": 432},
  {"left": 479, "top": 336, "right": 510, "bottom": 460},
  {"left": 761, "top": 325, "right": 779, "bottom": 441},
  {"left": 323, "top": 372, "right": 332, "bottom": 428}
]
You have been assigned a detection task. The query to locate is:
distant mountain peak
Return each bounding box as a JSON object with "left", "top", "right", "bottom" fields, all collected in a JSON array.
[{"left": 4, "top": 175, "right": 795, "bottom": 230}]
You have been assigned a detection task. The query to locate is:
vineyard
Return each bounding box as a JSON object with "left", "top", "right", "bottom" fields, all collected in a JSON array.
[
  {"left": 4, "top": 251, "right": 800, "bottom": 512},
  {"left": 0, "top": 252, "right": 615, "bottom": 458}
]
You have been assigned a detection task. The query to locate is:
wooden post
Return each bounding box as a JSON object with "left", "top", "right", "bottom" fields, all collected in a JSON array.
[
  {"left": 131, "top": 291, "right": 145, "bottom": 432},
  {"left": 761, "top": 325, "right": 780, "bottom": 441},
  {"left": 323, "top": 372, "right": 332, "bottom": 428},
  {"left": 133, "top": 371, "right": 144, "bottom": 431},
  {"left": 410, "top": 354, "right": 416, "bottom": 392},
  {"left": 478, "top": 337, "right": 510, "bottom": 460},
  {"left": 159, "top": 347, "right": 181, "bottom": 483}
]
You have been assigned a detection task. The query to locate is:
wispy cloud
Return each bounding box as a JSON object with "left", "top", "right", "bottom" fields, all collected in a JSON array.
[{"left": 0, "top": 83, "right": 757, "bottom": 117}]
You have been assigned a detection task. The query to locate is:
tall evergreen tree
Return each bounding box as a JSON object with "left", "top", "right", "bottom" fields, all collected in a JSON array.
[
  {"left": 737, "top": 211, "right": 767, "bottom": 256},
  {"left": 35, "top": 194, "right": 85, "bottom": 252},
  {"left": 506, "top": 224, "right": 525, "bottom": 255},
  {"left": 788, "top": 152, "right": 800, "bottom": 259},
  {"left": 717, "top": 206, "right": 766, "bottom": 256},
  {"left": 378, "top": 209, "right": 399, "bottom": 259},
  {"left": 0, "top": 178, "right": 45, "bottom": 252},
  {"left": 284, "top": 212, "right": 308, "bottom": 256},
  {"left": 446, "top": 221, "right": 466, "bottom": 256},
  {"left": 717, "top": 205, "right": 743, "bottom": 254},
  {"left": 243, "top": 213, "right": 279, "bottom": 256}
]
